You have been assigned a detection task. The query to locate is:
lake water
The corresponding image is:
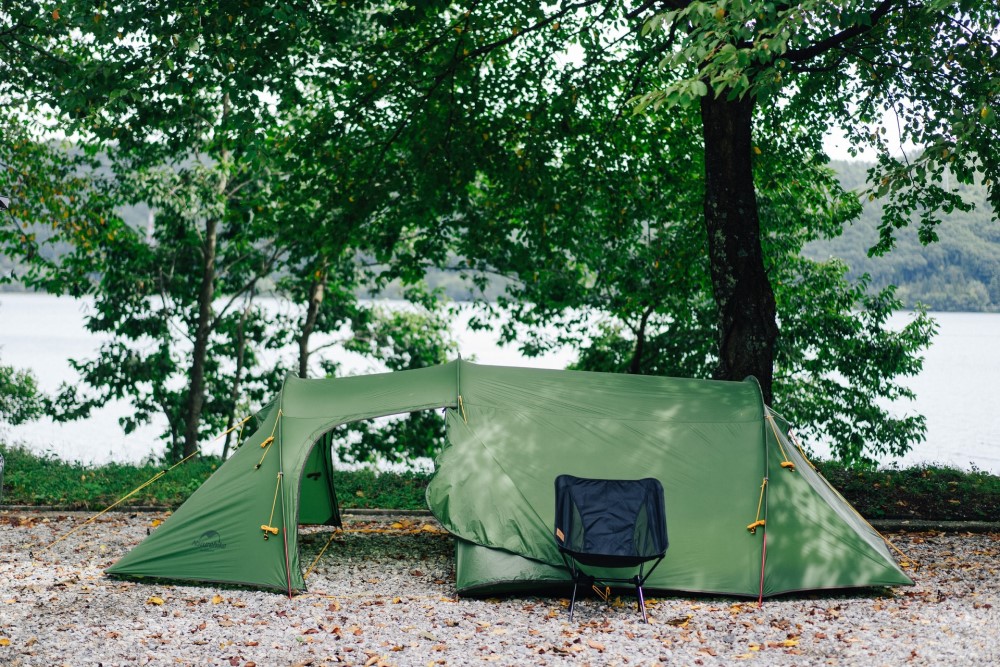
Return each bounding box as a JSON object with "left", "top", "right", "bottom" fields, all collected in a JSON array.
[{"left": 1, "top": 293, "right": 997, "bottom": 474}]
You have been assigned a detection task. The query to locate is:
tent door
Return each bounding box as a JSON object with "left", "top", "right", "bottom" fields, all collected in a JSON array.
[{"left": 298, "top": 431, "right": 342, "bottom": 527}]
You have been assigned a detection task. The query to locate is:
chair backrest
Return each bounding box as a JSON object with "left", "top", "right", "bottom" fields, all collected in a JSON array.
[{"left": 554, "top": 474, "right": 668, "bottom": 568}]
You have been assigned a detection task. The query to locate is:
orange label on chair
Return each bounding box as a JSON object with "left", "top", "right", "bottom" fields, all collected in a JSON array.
[{"left": 555, "top": 528, "right": 565, "bottom": 542}]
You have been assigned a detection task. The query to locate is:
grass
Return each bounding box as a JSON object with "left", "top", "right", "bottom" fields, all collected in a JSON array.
[
  {"left": 2, "top": 443, "right": 999, "bottom": 521},
  {"left": 813, "top": 460, "right": 1000, "bottom": 522}
]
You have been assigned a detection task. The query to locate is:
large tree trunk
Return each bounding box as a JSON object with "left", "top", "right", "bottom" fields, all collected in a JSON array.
[
  {"left": 181, "top": 215, "right": 218, "bottom": 460},
  {"left": 700, "top": 93, "right": 778, "bottom": 404}
]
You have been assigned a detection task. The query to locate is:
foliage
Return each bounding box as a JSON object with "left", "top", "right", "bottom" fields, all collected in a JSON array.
[
  {"left": 0, "top": 444, "right": 220, "bottom": 508},
  {"left": 334, "top": 298, "right": 457, "bottom": 465},
  {"left": 3, "top": 2, "right": 457, "bottom": 463},
  {"left": 813, "top": 460, "right": 1000, "bottom": 522},
  {"left": 0, "top": 361, "right": 44, "bottom": 425},
  {"left": 633, "top": 0, "right": 998, "bottom": 401},
  {"left": 774, "top": 265, "right": 935, "bottom": 465},
  {"left": 636, "top": 0, "right": 1000, "bottom": 243},
  {"left": 807, "top": 162, "right": 1000, "bottom": 312},
  {"left": 4, "top": 1, "right": 996, "bottom": 468},
  {"left": 5, "top": 444, "right": 999, "bottom": 522},
  {"left": 331, "top": 468, "right": 432, "bottom": 512},
  {"left": 466, "top": 107, "right": 934, "bottom": 465}
]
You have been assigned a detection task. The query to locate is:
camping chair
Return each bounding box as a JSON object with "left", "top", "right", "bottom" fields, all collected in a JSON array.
[{"left": 554, "top": 474, "right": 668, "bottom": 623}]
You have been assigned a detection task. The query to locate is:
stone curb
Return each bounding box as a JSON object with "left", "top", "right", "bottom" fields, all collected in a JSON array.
[
  {"left": 3, "top": 505, "right": 999, "bottom": 532},
  {"left": 0, "top": 504, "right": 431, "bottom": 516},
  {"left": 870, "top": 519, "right": 1000, "bottom": 533}
]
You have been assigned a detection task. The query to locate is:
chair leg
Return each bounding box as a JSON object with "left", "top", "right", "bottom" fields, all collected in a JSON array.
[
  {"left": 636, "top": 582, "right": 649, "bottom": 624},
  {"left": 569, "top": 581, "right": 579, "bottom": 622}
]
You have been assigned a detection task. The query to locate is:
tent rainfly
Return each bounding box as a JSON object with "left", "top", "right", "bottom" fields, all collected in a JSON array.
[{"left": 106, "top": 360, "right": 913, "bottom": 598}]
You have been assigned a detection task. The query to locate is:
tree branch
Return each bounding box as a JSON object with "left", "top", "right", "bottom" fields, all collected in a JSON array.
[{"left": 784, "top": 0, "right": 902, "bottom": 64}]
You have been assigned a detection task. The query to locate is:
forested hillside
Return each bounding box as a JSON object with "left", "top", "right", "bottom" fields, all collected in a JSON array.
[
  {"left": 806, "top": 161, "right": 1000, "bottom": 312},
  {"left": 5, "top": 160, "right": 997, "bottom": 312}
]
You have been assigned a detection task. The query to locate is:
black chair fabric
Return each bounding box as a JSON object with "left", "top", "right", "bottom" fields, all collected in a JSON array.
[{"left": 554, "top": 474, "right": 668, "bottom": 622}]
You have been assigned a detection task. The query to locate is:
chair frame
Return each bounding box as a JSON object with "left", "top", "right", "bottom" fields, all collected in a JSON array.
[
  {"left": 559, "top": 549, "right": 665, "bottom": 623},
  {"left": 554, "top": 475, "right": 668, "bottom": 624}
]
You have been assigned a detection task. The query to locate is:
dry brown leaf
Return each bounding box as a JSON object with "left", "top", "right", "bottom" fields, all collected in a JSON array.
[{"left": 587, "top": 640, "right": 605, "bottom": 652}]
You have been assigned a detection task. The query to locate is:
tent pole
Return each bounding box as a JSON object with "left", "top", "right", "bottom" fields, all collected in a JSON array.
[
  {"left": 277, "top": 383, "right": 293, "bottom": 598},
  {"left": 758, "top": 409, "right": 771, "bottom": 606}
]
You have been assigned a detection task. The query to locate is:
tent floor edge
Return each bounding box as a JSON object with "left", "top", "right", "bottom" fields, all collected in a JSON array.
[{"left": 103, "top": 570, "right": 307, "bottom": 595}]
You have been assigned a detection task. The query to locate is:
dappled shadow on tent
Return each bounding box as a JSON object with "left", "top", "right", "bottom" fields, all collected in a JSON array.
[
  {"left": 760, "top": 412, "right": 912, "bottom": 596},
  {"left": 429, "top": 367, "right": 771, "bottom": 596}
]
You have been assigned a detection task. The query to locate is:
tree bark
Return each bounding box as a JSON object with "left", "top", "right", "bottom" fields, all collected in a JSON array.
[
  {"left": 298, "top": 265, "right": 328, "bottom": 378},
  {"left": 627, "top": 305, "right": 654, "bottom": 374},
  {"left": 181, "top": 214, "right": 218, "bottom": 460},
  {"left": 222, "top": 290, "right": 254, "bottom": 460},
  {"left": 700, "top": 93, "right": 778, "bottom": 404}
]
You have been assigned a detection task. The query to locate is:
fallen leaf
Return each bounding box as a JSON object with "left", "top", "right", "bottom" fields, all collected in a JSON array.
[
  {"left": 665, "top": 615, "right": 692, "bottom": 627},
  {"left": 0, "top": 638, "right": 10, "bottom": 647},
  {"left": 147, "top": 596, "right": 165, "bottom": 606},
  {"left": 587, "top": 640, "right": 605, "bottom": 652},
  {"left": 211, "top": 594, "right": 224, "bottom": 604}
]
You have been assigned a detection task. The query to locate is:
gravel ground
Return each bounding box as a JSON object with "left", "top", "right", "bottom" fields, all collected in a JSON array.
[{"left": 1, "top": 510, "right": 998, "bottom": 666}]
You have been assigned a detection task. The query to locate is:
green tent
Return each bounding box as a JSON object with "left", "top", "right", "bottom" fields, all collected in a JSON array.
[{"left": 106, "top": 360, "right": 912, "bottom": 598}]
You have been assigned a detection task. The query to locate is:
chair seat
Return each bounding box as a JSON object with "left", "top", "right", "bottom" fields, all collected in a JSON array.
[{"left": 558, "top": 549, "right": 657, "bottom": 569}]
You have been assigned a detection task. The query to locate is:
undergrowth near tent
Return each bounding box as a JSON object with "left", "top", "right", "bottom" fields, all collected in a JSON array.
[{"left": 2, "top": 443, "right": 999, "bottom": 521}]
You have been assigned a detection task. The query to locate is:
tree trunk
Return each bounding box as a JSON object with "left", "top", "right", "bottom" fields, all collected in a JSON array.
[
  {"left": 627, "top": 305, "right": 654, "bottom": 374},
  {"left": 181, "top": 214, "right": 218, "bottom": 459},
  {"left": 222, "top": 290, "right": 254, "bottom": 460},
  {"left": 699, "top": 93, "right": 778, "bottom": 404},
  {"left": 298, "top": 266, "right": 328, "bottom": 378}
]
